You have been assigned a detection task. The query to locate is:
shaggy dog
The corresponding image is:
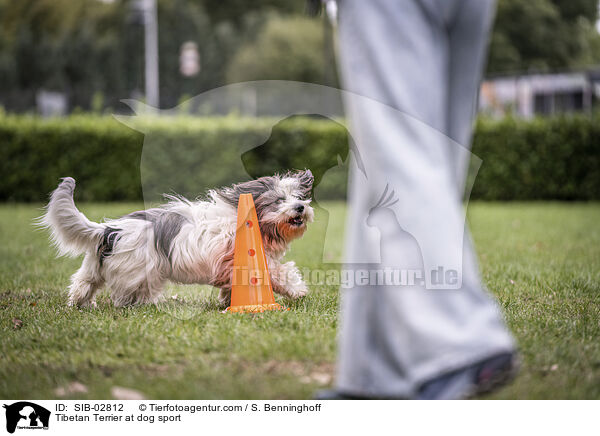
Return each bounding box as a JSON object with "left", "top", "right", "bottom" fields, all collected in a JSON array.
[{"left": 41, "top": 171, "right": 314, "bottom": 307}]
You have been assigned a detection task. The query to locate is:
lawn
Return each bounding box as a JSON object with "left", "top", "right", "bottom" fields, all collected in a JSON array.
[{"left": 1, "top": 201, "right": 599, "bottom": 399}]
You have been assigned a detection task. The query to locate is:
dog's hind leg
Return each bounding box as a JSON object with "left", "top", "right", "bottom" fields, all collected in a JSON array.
[{"left": 68, "top": 254, "right": 104, "bottom": 307}]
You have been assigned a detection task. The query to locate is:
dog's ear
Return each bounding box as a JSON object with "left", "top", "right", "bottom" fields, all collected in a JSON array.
[
  {"left": 217, "top": 176, "right": 276, "bottom": 207},
  {"left": 296, "top": 169, "right": 314, "bottom": 199}
]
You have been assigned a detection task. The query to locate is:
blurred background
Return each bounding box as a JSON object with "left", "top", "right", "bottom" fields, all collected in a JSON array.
[
  {"left": 0, "top": 0, "right": 599, "bottom": 203},
  {"left": 2, "top": 0, "right": 600, "bottom": 115},
  {"left": 0, "top": 0, "right": 336, "bottom": 114}
]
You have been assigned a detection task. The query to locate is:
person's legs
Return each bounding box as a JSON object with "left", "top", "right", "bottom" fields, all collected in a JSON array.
[
  {"left": 336, "top": 0, "right": 449, "bottom": 397},
  {"left": 446, "top": 0, "right": 497, "bottom": 194},
  {"left": 334, "top": 0, "right": 515, "bottom": 398}
]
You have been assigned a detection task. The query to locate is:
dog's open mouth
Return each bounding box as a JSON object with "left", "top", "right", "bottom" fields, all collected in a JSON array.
[{"left": 288, "top": 216, "right": 304, "bottom": 226}]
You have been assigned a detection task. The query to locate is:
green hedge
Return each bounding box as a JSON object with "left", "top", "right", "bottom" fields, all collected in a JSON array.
[
  {"left": 0, "top": 116, "right": 144, "bottom": 202},
  {"left": 0, "top": 114, "right": 598, "bottom": 202},
  {"left": 472, "top": 116, "right": 600, "bottom": 200}
]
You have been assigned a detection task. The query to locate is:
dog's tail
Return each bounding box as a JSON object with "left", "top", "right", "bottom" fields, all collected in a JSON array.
[{"left": 39, "top": 177, "right": 105, "bottom": 257}]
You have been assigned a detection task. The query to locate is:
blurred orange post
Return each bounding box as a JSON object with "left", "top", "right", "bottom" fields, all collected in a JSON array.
[{"left": 226, "top": 193, "right": 288, "bottom": 313}]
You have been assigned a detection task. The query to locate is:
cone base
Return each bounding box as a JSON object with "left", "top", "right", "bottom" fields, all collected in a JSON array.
[{"left": 225, "top": 303, "right": 289, "bottom": 314}]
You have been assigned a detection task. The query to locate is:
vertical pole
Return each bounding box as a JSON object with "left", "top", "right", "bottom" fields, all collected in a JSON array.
[
  {"left": 322, "top": 0, "right": 338, "bottom": 88},
  {"left": 144, "top": 0, "right": 159, "bottom": 109},
  {"left": 323, "top": 12, "right": 331, "bottom": 87}
]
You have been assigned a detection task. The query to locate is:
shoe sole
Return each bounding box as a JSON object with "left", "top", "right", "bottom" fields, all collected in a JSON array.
[{"left": 467, "top": 355, "right": 521, "bottom": 399}]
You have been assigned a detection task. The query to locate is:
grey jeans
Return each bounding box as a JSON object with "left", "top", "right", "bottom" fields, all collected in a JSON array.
[{"left": 336, "top": 0, "right": 515, "bottom": 397}]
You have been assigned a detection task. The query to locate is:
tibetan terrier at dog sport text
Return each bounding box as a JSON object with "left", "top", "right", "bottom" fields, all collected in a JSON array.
[{"left": 40, "top": 170, "right": 314, "bottom": 308}]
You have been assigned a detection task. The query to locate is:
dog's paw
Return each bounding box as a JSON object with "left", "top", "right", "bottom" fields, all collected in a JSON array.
[
  {"left": 286, "top": 283, "right": 309, "bottom": 300},
  {"left": 67, "top": 297, "right": 97, "bottom": 309}
]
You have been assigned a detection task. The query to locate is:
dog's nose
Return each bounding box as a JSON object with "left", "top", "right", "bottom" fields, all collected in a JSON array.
[{"left": 294, "top": 204, "right": 305, "bottom": 213}]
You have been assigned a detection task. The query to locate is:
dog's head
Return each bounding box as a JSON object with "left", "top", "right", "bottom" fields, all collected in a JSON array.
[{"left": 216, "top": 170, "right": 315, "bottom": 251}]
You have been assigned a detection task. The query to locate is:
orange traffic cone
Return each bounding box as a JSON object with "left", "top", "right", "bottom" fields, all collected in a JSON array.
[{"left": 226, "top": 193, "right": 288, "bottom": 313}]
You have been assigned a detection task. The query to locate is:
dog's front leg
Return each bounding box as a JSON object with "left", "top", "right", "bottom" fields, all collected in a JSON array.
[
  {"left": 218, "top": 287, "right": 231, "bottom": 308},
  {"left": 267, "top": 258, "right": 308, "bottom": 299}
]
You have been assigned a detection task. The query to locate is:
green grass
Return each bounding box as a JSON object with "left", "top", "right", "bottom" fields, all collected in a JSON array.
[{"left": 1, "top": 202, "right": 599, "bottom": 399}]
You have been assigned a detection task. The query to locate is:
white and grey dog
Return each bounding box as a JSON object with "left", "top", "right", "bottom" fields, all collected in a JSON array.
[{"left": 41, "top": 171, "right": 314, "bottom": 307}]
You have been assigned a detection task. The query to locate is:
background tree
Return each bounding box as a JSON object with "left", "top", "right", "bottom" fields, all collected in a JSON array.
[
  {"left": 1, "top": 0, "right": 599, "bottom": 112},
  {"left": 226, "top": 15, "right": 326, "bottom": 85},
  {"left": 487, "top": 0, "right": 600, "bottom": 73}
]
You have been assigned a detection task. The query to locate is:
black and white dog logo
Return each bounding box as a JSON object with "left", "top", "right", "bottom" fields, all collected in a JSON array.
[{"left": 3, "top": 402, "right": 50, "bottom": 433}]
